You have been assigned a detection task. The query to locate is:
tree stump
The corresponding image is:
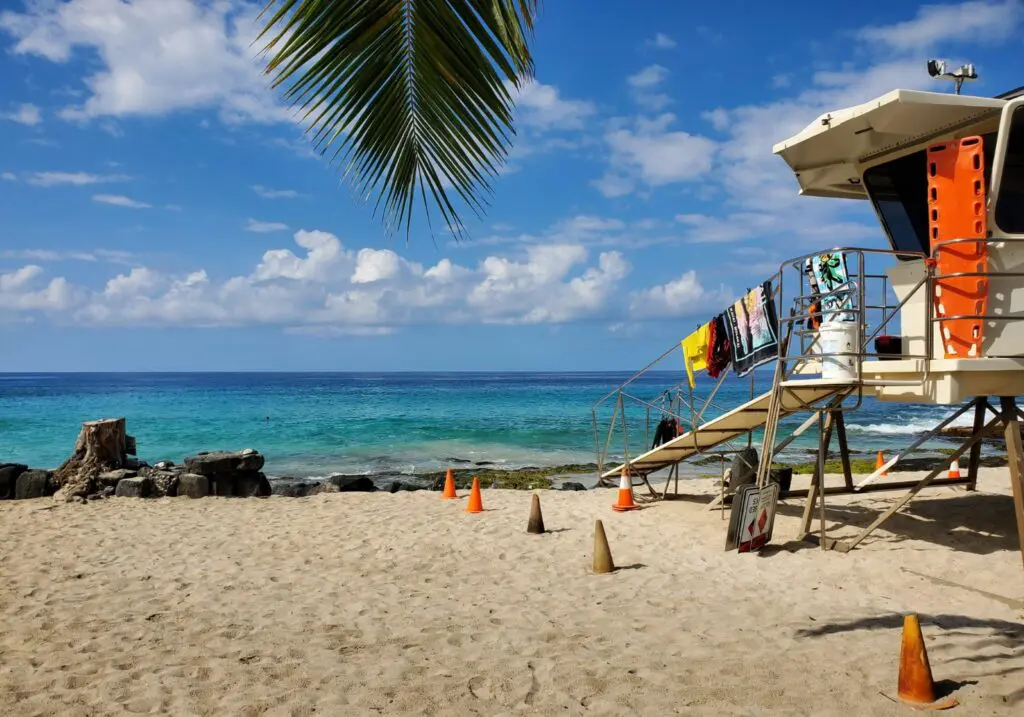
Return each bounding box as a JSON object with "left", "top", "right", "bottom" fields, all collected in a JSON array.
[{"left": 52, "top": 418, "right": 128, "bottom": 499}]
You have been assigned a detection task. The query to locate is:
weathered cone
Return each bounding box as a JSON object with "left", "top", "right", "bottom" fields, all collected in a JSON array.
[
  {"left": 527, "top": 493, "right": 545, "bottom": 534},
  {"left": 897, "top": 614, "right": 937, "bottom": 705},
  {"left": 593, "top": 520, "right": 615, "bottom": 574}
]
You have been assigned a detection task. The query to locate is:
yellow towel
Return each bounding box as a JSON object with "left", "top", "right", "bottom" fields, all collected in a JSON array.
[{"left": 681, "top": 323, "right": 710, "bottom": 389}]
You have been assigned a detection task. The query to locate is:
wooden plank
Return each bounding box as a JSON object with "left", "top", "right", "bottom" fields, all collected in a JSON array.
[
  {"left": 967, "top": 399, "right": 986, "bottom": 492},
  {"left": 999, "top": 397, "right": 1024, "bottom": 570},
  {"left": 833, "top": 411, "right": 854, "bottom": 490}
]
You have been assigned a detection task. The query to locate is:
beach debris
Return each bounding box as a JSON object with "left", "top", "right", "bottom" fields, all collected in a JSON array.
[
  {"left": 947, "top": 458, "right": 961, "bottom": 479},
  {"left": 466, "top": 476, "right": 484, "bottom": 513},
  {"left": 52, "top": 418, "right": 132, "bottom": 500},
  {"left": 441, "top": 468, "right": 458, "bottom": 499},
  {"left": 15, "top": 470, "right": 54, "bottom": 500},
  {"left": 115, "top": 476, "right": 155, "bottom": 499},
  {"left": 527, "top": 493, "right": 545, "bottom": 534},
  {"left": 155, "top": 461, "right": 175, "bottom": 470},
  {"left": 876, "top": 450, "right": 889, "bottom": 477},
  {"left": 0, "top": 463, "right": 28, "bottom": 499},
  {"left": 593, "top": 520, "right": 615, "bottom": 574},
  {"left": 176, "top": 473, "right": 209, "bottom": 499},
  {"left": 897, "top": 614, "right": 959, "bottom": 710},
  {"left": 611, "top": 468, "right": 640, "bottom": 512}
]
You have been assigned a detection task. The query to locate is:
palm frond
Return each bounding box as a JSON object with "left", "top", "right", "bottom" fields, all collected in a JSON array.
[{"left": 257, "top": 0, "right": 539, "bottom": 241}]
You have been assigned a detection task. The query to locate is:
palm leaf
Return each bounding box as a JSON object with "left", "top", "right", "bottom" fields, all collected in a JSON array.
[{"left": 256, "top": 0, "right": 539, "bottom": 241}]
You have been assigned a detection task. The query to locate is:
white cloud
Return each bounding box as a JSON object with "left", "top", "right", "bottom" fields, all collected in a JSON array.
[
  {"left": 246, "top": 219, "right": 289, "bottom": 233},
  {"left": 0, "top": 0, "right": 293, "bottom": 125},
  {"left": 27, "top": 171, "right": 127, "bottom": 187},
  {"left": 628, "top": 65, "right": 669, "bottom": 89},
  {"left": 856, "top": 0, "right": 1022, "bottom": 50},
  {"left": 593, "top": 114, "right": 717, "bottom": 197},
  {"left": 771, "top": 73, "right": 792, "bottom": 89},
  {"left": 1, "top": 172, "right": 15, "bottom": 181},
  {"left": 253, "top": 185, "right": 300, "bottom": 199},
  {"left": 92, "top": 194, "right": 151, "bottom": 208},
  {"left": 0, "top": 229, "right": 678, "bottom": 330},
  {"left": 1, "top": 249, "right": 98, "bottom": 262},
  {"left": 629, "top": 270, "right": 731, "bottom": 319},
  {"left": 509, "top": 79, "right": 596, "bottom": 130},
  {"left": 2, "top": 102, "right": 42, "bottom": 125},
  {"left": 645, "top": 33, "right": 676, "bottom": 49}
]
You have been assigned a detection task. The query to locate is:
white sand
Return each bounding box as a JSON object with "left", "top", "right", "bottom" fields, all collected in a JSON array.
[{"left": 1, "top": 467, "right": 1022, "bottom": 716}]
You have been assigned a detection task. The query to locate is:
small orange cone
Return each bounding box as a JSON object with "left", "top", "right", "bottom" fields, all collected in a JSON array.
[
  {"left": 876, "top": 450, "right": 888, "bottom": 477},
  {"left": 611, "top": 467, "right": 640, "bottom": 512},
  {"left": 441, "top": 468, "right": 457, "bottom": 499},
  {"left": 898, "top": 614, "right": 936, "bottom": 705},
  {"left": 465, "top": 476, "right": 484, "bottom": 513},
  {"left": 948, "top": 458, "right": 961, "bottom": 480}
]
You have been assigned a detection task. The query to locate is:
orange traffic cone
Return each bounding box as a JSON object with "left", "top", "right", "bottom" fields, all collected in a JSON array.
[
  {"left": 898, "top": 614, "right": 936, "bottom": 705},
  {"left": 466, "top": 476, "right": 484, "bottom": 513},
  {"left": 948, "top": 458, "right": 961, "bottom": 480},
  {"left": 612, "top": 467, "right": 639, "bottom": 512},
  {"left": 441, "top": 468, "right": 457, "bottom": 499},
  {"left": 876, "top": 450, "right": 888, "bottom": 477}
]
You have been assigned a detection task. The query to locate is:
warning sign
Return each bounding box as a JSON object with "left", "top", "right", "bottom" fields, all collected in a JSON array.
[{"left": 724, "top": 483, "right": 780, "bottom": 553}]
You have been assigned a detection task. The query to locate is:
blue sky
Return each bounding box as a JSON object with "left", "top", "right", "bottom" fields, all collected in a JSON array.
[{"left": 1, "top": 0, "right": 1022, "bottom": 371}]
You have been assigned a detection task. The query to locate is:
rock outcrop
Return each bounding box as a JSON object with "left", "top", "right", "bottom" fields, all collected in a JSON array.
[
  {"left": 16, "top": 470, "right": 55, "bottom": 500},
  {"left": 115, "top": 476, "right": 154, "bottom": 498},
  {"left": 328, "top": 475, "right": 377, "bottom": 492},
  {"left": 0, "top": 463, "right": 28, "bottom": 499},
  {"left": 177, "top": 473, "right": 209, "bottom": 499},
  {"left": 183, "top": 449, "right": 268, "bottom": 498},
  {"left": 52, "top": 418, "right": 136, "bottom": 499}
]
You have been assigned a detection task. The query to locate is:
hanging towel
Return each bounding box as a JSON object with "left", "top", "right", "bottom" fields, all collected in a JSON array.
[
  {"left": 680, "top": 322, "right": 711, "bottom": 389},
  {"left": 810, "top": 251, "right": 855, "bottom": 323},
  {"left": 724, "top": 281, "right": 780, "bottom": 377},
  {"left": 706, "top": 313, "right": 732, "bottom": 379}
]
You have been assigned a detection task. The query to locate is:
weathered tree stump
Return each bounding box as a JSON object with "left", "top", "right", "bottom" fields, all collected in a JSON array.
[{"left": 52, "top": 418, "right": 128, "bottom": 499}]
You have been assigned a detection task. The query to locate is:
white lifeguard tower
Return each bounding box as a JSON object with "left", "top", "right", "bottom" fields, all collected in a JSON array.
[{"left": 592, "top": 76, "right": 1024, "bottom": 565}]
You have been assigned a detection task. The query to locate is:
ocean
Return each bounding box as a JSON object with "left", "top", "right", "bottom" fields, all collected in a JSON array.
[{"left": 0, "top": 372, "right": 986, "bottom": 481}]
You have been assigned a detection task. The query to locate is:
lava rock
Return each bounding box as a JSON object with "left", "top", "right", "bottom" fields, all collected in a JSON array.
[
  {"left": 148, "top": 470, "right": 180, "bottom": 498},
  {"left": 154, "top": 460, "right": 175, "bottom": 470},
  {"left": 235, "top": 472, "right": 271, "bottom": 498},
  {"left": 560, "top": 481, "right": 587, "bottom": 491},
  {"left": 309, "top": 482, "right": 340, "bottom": 495},
  {"left": 98, "top": 468, "right": 137, "bottom": 487},
  {"left": 328, "top": 475, "right": 377, "bottom": 492},
  {"left": 270, "top": 479, "right": 318, "bottom": 497},
  {"left": 387, "top": 481, "right": 425, "bottom": 493},
  {"left": 0, "top": 463, "right": 28, "bottom": 499},
  {"left": 184, "top": 450, "right": 265, "bottom": 476},
  {"left": 115, "top": 476, "right": 154, "bottom": 498},
  {"left": 15, "top": 470, "right": 54, "bottom": 500},
  {"left": 210, "top": 476, "right": 235, "bottom": 497},
  {"left": 177, "top": 473, "right": 209, "bottom": 499}
]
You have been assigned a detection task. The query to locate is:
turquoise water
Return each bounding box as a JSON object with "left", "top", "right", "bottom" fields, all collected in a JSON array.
[{"left": 0, "top": 372, "right": 982, "bottom": 479}]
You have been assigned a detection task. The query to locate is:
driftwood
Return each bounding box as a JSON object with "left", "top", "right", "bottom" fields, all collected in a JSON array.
[{"left": 52, "top": 418, "right": 129, "bottom": 499}]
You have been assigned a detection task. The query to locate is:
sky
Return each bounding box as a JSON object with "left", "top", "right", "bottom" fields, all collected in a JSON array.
[{"left": 1, "top": 0, "right": 1022, "bottom": 372}]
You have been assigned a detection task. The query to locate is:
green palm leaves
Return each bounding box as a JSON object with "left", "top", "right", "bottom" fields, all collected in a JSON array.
[{"left": 257, "top": 0, "right": 539, "bottom": 240}]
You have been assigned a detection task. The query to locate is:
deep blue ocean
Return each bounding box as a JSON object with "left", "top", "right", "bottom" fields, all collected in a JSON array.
[{"left": 0, "top": 372, "right": 980, "bottom": 479}]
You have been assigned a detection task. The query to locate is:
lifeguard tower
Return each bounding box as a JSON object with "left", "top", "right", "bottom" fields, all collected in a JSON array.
[{"left": 592, "top": 72, "right": 1024, "bottom": 564}]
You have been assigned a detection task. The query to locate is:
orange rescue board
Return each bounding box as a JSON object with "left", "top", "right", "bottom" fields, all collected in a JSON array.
[{"left": 927, "top": 137, "right": 988, "bottom": 359}]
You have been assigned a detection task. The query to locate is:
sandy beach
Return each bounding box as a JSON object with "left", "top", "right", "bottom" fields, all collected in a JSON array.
[{"left": 1, "top": 467, "right": 1021, "bottom": 716}]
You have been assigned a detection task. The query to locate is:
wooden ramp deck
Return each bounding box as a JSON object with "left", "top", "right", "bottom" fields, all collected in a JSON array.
[{"left": 601, "top": 379, "right": 856, "bottom": 479}]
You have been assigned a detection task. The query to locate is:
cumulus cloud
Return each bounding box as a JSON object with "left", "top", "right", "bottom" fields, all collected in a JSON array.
[
  {"left": 627, "top": 65, "right": 671, "bottom": 111},
  {"left": 0, "top": 230, "right": 719, "bottom": 332},
  {"left": 509, "top": 79, "right": 596, "bottom": 131},
  {"left": 856, "top": 0, "right": 1022, "bottom": 50},
  {"left": 0, "top": 0, "right": 292, "bottom": 124},
  {"left": 629, "top": 270, "right": 731, "bottom": 319},
  {"left": 252, "top": 185, "right": 300, "bottom": 199},
  {"left": 593, "top": 114, "right": 717, "bottom": 197}
]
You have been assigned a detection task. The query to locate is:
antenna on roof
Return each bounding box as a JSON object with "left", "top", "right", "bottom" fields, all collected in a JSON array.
[{"left": 926, "top": 60, "right": 978, "bottom": 95}]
